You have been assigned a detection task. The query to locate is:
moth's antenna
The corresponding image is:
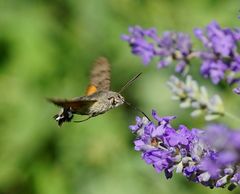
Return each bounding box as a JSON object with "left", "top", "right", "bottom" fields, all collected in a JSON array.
[
  {"left": 124, "top": 100, "right": 151, "bottom": 121},
  {"left": 119, "top": 73, "right": 150, "bottom": 120},
  {"left": 118, "top": 73, "right": 142, "bottom": 94}
]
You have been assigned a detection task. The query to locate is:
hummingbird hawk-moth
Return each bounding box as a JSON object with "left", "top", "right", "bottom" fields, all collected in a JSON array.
[{"left": 48, "top": 57, "right": 143, "bottom": 126}]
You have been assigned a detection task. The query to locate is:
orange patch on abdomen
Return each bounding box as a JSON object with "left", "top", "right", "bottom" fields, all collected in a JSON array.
[{"left": 86, "top": 85, "right": 97, "bottom": 96}]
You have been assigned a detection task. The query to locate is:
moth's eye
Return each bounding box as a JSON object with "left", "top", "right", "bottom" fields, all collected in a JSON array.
[{"left": 108, "top": 97, "right": 117, "bottom": 106}]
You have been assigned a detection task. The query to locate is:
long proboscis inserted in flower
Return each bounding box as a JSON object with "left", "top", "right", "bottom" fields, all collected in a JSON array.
[{"left": 124, "top": 100, "right": 151, "bottom": 121}]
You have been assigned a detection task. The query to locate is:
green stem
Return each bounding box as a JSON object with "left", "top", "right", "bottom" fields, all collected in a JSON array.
[{"left": 224, "top": 111, "right": 240, "bottom": 123}]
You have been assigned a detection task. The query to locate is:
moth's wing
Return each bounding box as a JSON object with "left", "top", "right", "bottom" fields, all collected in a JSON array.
[
  {"left": 47, "top": 98, "right": 97, "bottom": 109},
  {"left": 86, "top": 57, "right": 111, "bottom": 95}
]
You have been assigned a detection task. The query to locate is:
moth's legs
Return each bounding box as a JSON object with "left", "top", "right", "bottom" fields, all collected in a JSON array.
[{"left": 73, "top": 116, "right": 92, "bottom": 123}]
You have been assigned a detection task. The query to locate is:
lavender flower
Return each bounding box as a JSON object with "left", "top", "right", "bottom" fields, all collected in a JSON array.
[
  {"left": 157, "top": 32, "right": 193, "bottom": 74},
  {"left": 130, "top": 110, "right": 240, "bottom": 190},
  {"left": 233, "top": 86, "right": 240, "bottom": 95},
  {"left": 122, "top": 22, "right": 240, "bottom": 95},
  {"left": 122, "top": 26, "right": 193, "bottom": 74},
  {"left": 121, "top": 26, "right": 158, "bottom": 65},
  {"left": 167, "top": 75, "right": 224, "bottom": 120},
  {"left": 194, "top": 21, "right": 240, "bottom": 85}
]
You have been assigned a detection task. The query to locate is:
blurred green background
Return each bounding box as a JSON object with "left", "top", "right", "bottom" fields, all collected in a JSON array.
[{"left": 0, "top": 0, "right": 240, "bottom": 194}]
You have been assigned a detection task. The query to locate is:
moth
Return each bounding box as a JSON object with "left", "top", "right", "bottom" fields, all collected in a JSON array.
[{"left": 48, "top": 57, "right": 144, "bottom": 126}]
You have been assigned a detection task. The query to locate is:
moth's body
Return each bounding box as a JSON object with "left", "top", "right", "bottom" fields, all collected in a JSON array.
[
  {"left": 48, "top": 57, "right": 127, "bottom": 126},
  {"left": 69, "top": 91, "right": 124, "bottom": 116}
]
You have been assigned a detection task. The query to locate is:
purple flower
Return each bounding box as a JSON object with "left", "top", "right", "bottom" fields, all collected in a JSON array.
[
  {"left": 194, "top": 21, "right": 240, "bottom": 85},
  {"left": 122, "top": 26, "right": 193, "bottom": 74},
  {"left": 200, "top": 60, "right": 228, "bottom": 84},
  {"left": 157, "top": 32, "right": 192, "bottom": 74},
  {"left": 121, "top": 26, "right": 158, "bottom": 65},
  {"left": 130, "top": 110, "right": 240, "bottom": 190},
  {"left": 233, "top": 87, "right": 240, "bottom": 95},
  {"left": 122, "top": 22, "right": 240, "bottom": 94},
  {"left": 195, "top": 21, "right": 235, "bottom": 57}
]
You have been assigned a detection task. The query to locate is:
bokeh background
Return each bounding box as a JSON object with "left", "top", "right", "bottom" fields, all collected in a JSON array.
[{"left": 0, "top": 0, "right": 240, "bottom": 194}]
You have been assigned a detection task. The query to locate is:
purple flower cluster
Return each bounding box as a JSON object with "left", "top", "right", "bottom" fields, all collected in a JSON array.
[
  {"left": 194, "top": 21, "right": 240, "bottom": 85},
  {"left": 122, "top": 22, "right": 240, "bottom": 95},
  {"left": 121, "top": 26, "right": 158, "bottom": 65},
  {"left": 130, "top": 110, "right": 240, "bottom": 190},
  {"left": 122, "top": 26, "right": 193, "bottom": 74}
]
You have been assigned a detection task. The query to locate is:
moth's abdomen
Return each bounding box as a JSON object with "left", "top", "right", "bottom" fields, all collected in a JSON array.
[
  {"left": 54, "top": 108, "right": 73, "bottom": 126},
  {"left": 87, "top": 101, "right": 110, "bottom": 116}
]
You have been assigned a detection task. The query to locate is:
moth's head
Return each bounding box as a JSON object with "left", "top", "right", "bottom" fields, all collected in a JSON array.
[
  {"left": 107, "top": 92, "right": 125, "bottom": 108},
  {"left": 54, "top": 108, "right": 73, "bottom": 126}
]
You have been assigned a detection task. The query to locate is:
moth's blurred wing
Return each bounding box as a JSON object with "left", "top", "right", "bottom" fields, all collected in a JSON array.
[
  {"left": 47, "top": 98, "right": 97, "bottom": 109},
  {"left": 86, "top": 57, "right": 110, "bottom": 95}
]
